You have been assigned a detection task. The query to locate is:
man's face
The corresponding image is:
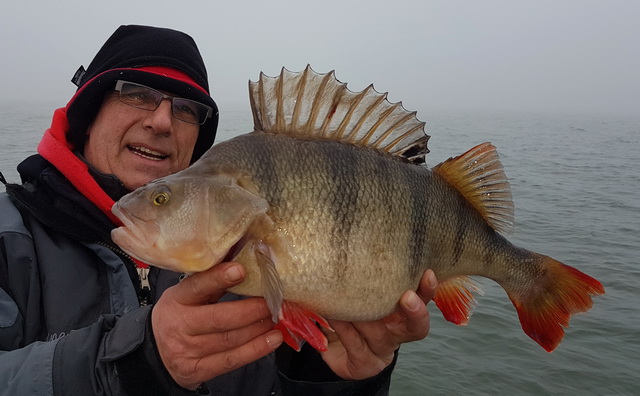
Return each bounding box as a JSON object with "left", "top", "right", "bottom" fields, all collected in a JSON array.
[{"left": 83, "top": 92, "right": 200, "bottom": 191}]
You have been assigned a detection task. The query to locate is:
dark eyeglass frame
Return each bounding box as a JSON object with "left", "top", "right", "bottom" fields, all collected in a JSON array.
[{"left": 114, "top": 80, "right": 213, "bottom": 125}]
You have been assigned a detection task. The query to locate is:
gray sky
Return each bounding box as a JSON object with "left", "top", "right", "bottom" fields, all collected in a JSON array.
[{"left": 1, "top": 0, "right": 638, "bottom": 116}]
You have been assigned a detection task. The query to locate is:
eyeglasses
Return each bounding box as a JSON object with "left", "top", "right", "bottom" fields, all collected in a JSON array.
[{"left": 114, "top": 80, "right": 213, "bottom": 125}]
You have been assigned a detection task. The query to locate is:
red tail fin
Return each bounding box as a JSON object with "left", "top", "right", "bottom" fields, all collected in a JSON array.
[{"left": 508, "top": 255, "right": 604, "bottom": 352}]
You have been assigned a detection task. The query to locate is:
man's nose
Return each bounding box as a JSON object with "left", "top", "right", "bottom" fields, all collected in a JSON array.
[{"left": 145, "top": 98, "right": 174, "bottom": 133}]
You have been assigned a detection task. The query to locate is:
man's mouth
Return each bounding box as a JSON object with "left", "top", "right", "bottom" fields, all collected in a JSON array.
[{"left": 128, "top": 145, "right": 169, "bottom": 160}]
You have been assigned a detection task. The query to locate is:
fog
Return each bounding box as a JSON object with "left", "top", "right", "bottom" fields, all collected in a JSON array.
[{"left": 1, "top": 0, "right": 638, "bottom": 116}]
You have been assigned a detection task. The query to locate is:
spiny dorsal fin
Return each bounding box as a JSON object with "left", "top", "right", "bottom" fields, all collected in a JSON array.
[
  {"left": 248, "top": 65, "right": 430, "bottom": 164},
  {"left": 433, "top": 143, "right": 514, "bottom": 234}
]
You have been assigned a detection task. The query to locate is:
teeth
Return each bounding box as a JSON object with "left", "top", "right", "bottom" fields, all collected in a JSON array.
[
  {"left": 130, "top": 146, "right": 168, "bottom": 160},
  {"left": 137, "top": 146, "right": 164, "bottom": 156}
]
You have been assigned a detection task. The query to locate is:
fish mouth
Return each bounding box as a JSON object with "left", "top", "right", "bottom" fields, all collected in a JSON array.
[
  {"left": 128, "top": 145, "right": 169, "bottom": 161},
  {"left": 111, "top": 203, "right": 159, "bottom": 251}
]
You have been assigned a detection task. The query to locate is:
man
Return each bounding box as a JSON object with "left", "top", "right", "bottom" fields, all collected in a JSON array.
[{"left": 0, "top": 25, "right": 437, "bottom": 395}]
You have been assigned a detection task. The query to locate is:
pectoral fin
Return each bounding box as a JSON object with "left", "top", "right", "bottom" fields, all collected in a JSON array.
[
  {"left": 253, "top": 241, "right": 332, "bottom": 352},
  {"left": 255, "top": 241, "right": 284, "bottom": 322}
]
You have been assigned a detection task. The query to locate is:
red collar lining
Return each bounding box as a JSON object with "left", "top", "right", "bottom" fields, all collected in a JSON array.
[
  {"left": 37, "top": 107, "right": 150, "bottom": 269},
  {"left": 38, "top": 107, "right": 121, "bottom": 224}
]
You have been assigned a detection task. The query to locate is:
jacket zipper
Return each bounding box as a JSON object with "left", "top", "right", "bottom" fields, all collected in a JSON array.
[
  {"left": 138, "top": 267, "right": 150, "bottom": 290},
  {"left": 96, "top": 241, "right": 151, "bottom": 306}
]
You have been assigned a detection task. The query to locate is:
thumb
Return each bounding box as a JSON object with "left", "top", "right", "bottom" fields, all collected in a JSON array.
[{"left": 172, "top": 262, "right": 245, "bottom": 305}]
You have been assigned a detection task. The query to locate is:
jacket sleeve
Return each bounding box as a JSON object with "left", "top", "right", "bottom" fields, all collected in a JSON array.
[
  {"left": 0, "top": 301, "right": 201, "bottom": 396},
  {"left": 0, "top": 197, "right": 61, "bottom": 395},
  {"left": 0, "top": 288, "right": 201, "bottom": 395},
  {"left": 53, "top": 306, "right": 205, "bottom": 396},
  {"left": 0, "top": 291, "right": 203, "bottom": 396},
  {"left": 0, "top": 339, "right": 59, "bottom": 395}
]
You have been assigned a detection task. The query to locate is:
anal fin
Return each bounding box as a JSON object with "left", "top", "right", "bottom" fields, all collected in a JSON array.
[{"left": 433, "top": 276, "right": 483, "bottom": 325}]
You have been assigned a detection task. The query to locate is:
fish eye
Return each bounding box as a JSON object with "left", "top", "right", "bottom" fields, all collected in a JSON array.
[{"left": 151, "top": 186, "right": 171, "bottom": 206}]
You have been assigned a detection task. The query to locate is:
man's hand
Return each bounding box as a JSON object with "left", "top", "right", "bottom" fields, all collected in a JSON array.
[
  {"left": 151, "top": 262, "right": 284, "bottom": 390},
  {"left": 320, "top": 269, "right": 438, "bottom": 380}
]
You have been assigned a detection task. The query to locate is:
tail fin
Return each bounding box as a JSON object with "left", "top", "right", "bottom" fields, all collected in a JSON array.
[{"left": 508, "top": 254, "right": 604, "bottom": 352}]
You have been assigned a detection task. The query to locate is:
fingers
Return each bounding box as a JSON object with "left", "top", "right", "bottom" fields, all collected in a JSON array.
[
  {"left": 164, "top": 328, "right": 283, "bottom": 389},
  {"left": 193, "top": 329, "right": 283, "bottom": 380},
  {"left": 152, "top": 295, "right": 275, "bottom": 358},
  {"left": 181, "top": 297, "right": 272, "bottom": 336},
  {"left": 322, "top": 319, "right": 396, "bottom": 380},
  {"left": 326, "top": 320, "right": 369, "bottom": 353},
  {"left": 310, "top": 270, "right": 439, "bottom": 381},
  {"left": 329, "top": 269, "right": 438, "bottom": 353},
  {"left": 393, "top": 290, "right": 430, "bottom": 341},
  {"left": 190, "top": 319, "right": 277, "bottom": 356},
  {"left": 151, "top": 260, "right": 285, "bottom": 389},
  {"left": 349, "top": 320, "right": 397, "bottom": 361},
  {"left": 159, "top": 318, "right": 277, "bottom": 367},
  {"left": 390, "top": 269, "right": 437, "bottom": 342}
]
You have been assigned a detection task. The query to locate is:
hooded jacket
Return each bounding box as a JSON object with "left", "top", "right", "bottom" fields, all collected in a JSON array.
[{"left": 0, "top": 107, "right": 396, "bottom": 395}]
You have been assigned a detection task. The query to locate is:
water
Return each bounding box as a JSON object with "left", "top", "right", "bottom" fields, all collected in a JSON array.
[{"left": 1, "top": 101, "right": 638, "bottom": 395}]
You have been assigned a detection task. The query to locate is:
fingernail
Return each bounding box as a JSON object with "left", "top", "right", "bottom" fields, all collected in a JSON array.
[
  {"left": 266, "top": 330, "right": 283, "bottom": 348},
  {"left": 427, "top": 270, "right": 438, "bottom": 289},
  {"left": 224, "top": 265, "right": 243, "bottom": 282},
  {"left": 406, "top": 291, "right": 423, "bottom": 312}
]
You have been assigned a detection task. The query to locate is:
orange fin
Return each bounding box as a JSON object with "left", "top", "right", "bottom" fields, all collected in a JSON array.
[
  {"left": 433, "top": 276, "right": 483, "bottom": 325},
  {"left": 276, "top": 301, "right": 333, "bottom": 352},
  {"left": 275, "top": 321, "right": 306, "bottom": 352},
  {"left": 509, "top": 254, "right": 605, "bottom": 352},
  {"left": 433, "top": 143, "right": 514, "bottom": 234}
]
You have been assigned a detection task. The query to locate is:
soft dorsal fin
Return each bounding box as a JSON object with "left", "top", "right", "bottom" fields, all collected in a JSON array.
[
  {"left": 433, "top": 143, "right": 514, "bottom": 234},
  {"left": 248, "top": 65, "right": 430, "bottom": 164}
]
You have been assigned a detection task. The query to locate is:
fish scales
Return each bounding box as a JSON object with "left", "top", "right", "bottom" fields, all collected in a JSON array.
[
  {"left": 208, "top": 132, "right": 428, "bottom": 319},
  {"left": 111, "top": 66, "right": 603, "bottom": 353},
  {"left": 187, "top": 132, "right": 526, "bottom": 320}
]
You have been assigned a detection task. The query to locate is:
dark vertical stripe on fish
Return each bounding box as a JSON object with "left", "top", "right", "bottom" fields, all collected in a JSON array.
[
  {"left": 452, "top": 199, "right": 469, "bottom": 266},
  {"left": 483, "top": 232, "right": 509, "bottom": 275},
  {"left": 402, "top": 164, "right": 428, "bottom": 279},
  {"left": 326, "top": 143, "right": 359, "bottom": 271},
  {"left": 251, "top": 134, "right": 283, "bottom": 208},
  {"left": 483, "top": 238, "right": 496, "bottom": 274}
]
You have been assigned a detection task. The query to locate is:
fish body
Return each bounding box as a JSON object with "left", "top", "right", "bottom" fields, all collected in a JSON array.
[{"left": 112, "top": 66, "right": 604, "bottom": 352}]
